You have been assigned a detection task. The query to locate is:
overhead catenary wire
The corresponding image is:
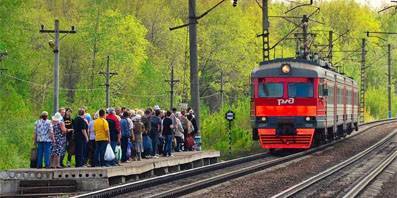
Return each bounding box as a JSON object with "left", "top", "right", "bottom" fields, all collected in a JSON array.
[{"left": 2, "top": 73, "right": 102, "bottom": 91}]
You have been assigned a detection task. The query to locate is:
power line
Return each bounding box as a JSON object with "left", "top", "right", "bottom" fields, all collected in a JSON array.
[{"left": 2, "top": 73, "right": 101, "bottom": 91}]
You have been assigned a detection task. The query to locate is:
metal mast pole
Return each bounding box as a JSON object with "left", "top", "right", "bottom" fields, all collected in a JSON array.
[
  {"left": 40, "top": 19, "right": 76, "bottom": 114},
  {"left": 360, "top": 38, "right": 366, "bottom": 123},
  {"left": 99, "top": 56, "right": 118, "bottom": 108},
  {"left": 262, "top": 0, "right": 270, "bottom": 61},
  {"left": 53, "top": 19, "right": 60, "bottom": 115},
  {"left": 189, "top": 0, "right": 200, "bottom": 135},
  {"left": 220, "top": 71, "right": 224, "bottom": 108},
  {"left": 388, "top": 44, "right": 392, "bottom": 118},
  {"left": 106, "top": 55, "right": 110, "bottom": 108},
  {"left": 328, "top": 30, "right": 333, "bottom": 63},
  {"left": 302, "top": 15, "right": 309, "bottom": 58}
]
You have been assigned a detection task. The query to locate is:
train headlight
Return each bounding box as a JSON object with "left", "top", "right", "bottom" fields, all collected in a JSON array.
[
  {"left": 281, "top": 64, "right": 291, "bottom": 74},
  {"left": 261, "top": 117, "right": 267, "bottom": 122},
  {"left": 305, "top": 116, "right": 311, "bottom": 121}
]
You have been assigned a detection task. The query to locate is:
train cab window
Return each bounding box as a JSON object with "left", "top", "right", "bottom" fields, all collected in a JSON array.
[
  {"left": 258, "top": 82, "right": 283, "bottom": 98},
  {"left": 288, "top": 82, "right": 314, "bottom": 98}
]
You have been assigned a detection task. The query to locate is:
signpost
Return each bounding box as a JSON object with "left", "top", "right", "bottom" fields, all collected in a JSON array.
[{"left": 225, "top": 110, "right": 235, "bottom": 157}]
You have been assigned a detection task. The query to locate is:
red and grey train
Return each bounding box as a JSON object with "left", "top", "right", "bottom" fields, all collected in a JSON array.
[{"left": 250, "top": 58, "right": 359, "bottom": 150}]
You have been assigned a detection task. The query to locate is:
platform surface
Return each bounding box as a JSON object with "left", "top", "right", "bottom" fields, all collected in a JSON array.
[{"left": 0, "top": 151, "right": 220, "bottom": 180}]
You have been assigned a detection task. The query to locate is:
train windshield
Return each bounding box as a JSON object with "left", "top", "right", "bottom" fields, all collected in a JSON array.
[
  {"left": 258, "top": 82, "right": 283, "bottom": 98},
  {"left": 288, "top": 82, "right": 314, "bottom": 98}
]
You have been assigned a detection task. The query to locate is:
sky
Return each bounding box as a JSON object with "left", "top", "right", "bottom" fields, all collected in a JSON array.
[
  {"left": 357, "top": 0, "right": 390, "bottom": 9},
  {"left": 274, "top": 0, "right": 393, "bottom": 10}
]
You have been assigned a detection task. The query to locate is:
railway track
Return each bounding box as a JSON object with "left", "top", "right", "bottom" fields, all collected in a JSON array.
[
  {"left": 271, "top": 128, "right": 397, "bottom": 198},
  {"left": 74, "top": 119, "right": 396, "bottom": 198}
]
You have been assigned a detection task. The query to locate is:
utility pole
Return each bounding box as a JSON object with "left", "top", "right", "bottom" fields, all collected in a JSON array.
[
  {"left": 302, "top": 15, "right": 309, "bottom": 58},
  {"left": 388, "top": 44, "right": 392, "bottom": 118},
  {"left": 165, "top": 64, "right": 180, "bottom": 110},
  {"left": 170, "top": 0, "right": 237, "bottom": 150},
  {"left": 99, "top": 56, "right": 118, "bottom": 108},
  {"left": 328, "top": 31, "right": 333, "bottom": 63},
  {"left": 360, "top": 38, "right": 366, "bottom": 123},
  {"left": 366, "top": 31, "right": 397, "bottom": 119},
  {"left": 220, "top": 71, "right": 224, "bottom": 108},
  {"left": 40, "top": 19, "right": 76, "bottom": 114},
  {"left": 188, "top": 0, "right": 200, "bottom": 138},
  {"left": 262, "top": 0, "right": 270, "bottom": 61}
]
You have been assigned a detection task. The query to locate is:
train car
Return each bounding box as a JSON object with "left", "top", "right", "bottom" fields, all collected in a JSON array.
[{"left": 250, "top": 58, "right": 359, "bottom": 150}]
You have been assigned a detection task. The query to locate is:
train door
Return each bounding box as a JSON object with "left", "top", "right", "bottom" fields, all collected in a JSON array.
[{"left": 333, "top": 75, "right": 337, "bottom": 137}]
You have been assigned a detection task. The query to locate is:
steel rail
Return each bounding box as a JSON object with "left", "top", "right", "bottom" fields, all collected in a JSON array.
[
  {"left": 133, "top": 120, "right": 397, "bottom": 198},
  {"left": 271, "top": 128, "right": 397, "bottom": 198},
  {"left": 342, "top": 149, "right": 397, "bottom": 198},
  {"left": 74, "top": 119, "right": 396, "bottom": 198}
]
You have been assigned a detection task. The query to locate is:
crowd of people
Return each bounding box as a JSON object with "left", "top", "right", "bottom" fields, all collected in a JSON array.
[{"left": 33, "top": 105, "right": 198, "bottom": 168}]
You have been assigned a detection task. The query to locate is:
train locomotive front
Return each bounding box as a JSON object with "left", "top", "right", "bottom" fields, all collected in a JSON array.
[{"left": 251, "top": 59, "right": 359, "bottom": 150}]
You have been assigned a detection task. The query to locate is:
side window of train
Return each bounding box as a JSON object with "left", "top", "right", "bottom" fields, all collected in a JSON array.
[
  {"left": 337, "top": 87, "right": 343, "bottom": 104},
  {"left": 328, "top": 86, "right": 334, "bottom": 103}
]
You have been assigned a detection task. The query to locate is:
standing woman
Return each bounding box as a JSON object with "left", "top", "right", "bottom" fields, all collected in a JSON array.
[
  {"left": 62, "top": 108, "right": 74, "bottom": 167},
  {"left": 162, "top": 111, "right": 174, "bottom": 157},
  {"left": 34, "top": 111, "right": 54, "bottom": 169},
  {"left": 50, "top": 113, "right": 67, "bottom": 168}
]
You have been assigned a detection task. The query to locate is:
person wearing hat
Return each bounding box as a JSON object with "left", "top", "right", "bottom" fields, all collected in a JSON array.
[
  {"left": 34, "top": 111, "right": 55, "bottom": 168},
  {"left": 50, "top": 113, "right": 67, "bottom": 168}
]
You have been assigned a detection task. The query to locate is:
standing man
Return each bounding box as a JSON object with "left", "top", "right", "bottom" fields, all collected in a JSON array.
[
  {"left": 106, "top": 108, "right": 121, "bottom": 165},
  {"left": 93, "top": 109, "right": 110, "bottom": 167},
  {"left": 73, "top": 108, "right": 88, "bottom": 167},
  {"left": 162, "top": 111, "right": 174, "bottom": 157},
  {"left": 149, "top": 109, "right": 162, "bottom": 158}
]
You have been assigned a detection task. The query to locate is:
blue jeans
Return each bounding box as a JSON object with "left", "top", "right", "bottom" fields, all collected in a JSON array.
[
  {"left": 121, "top": 137, "right": 129, "bottom": 162},
  {"left": 37, "top": 142, "right": 51, "bottom": 168},
  {"left": 94, "top": 141, "right": 107, "bottom": 167},
  {"left": 75, "top": 137, "right": 85, "bottom": 167},
  {"left": 149, "top": 133, "right": 159, "bottom": 156},
  {"left": 164, "top": 135, "right": 173, "bottom": 156}
]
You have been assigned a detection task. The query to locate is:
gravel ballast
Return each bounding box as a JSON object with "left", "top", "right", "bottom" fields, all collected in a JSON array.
[{"left": 186, "top": 123, "right": 397, "bottom": 198}]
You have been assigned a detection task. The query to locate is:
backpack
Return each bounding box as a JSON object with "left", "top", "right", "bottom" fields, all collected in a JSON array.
[
  {"left": 141, "top": 116, "right": 151, "bottom": 133},
  {"left": 121, "top": 118, "right": 130, "bottom": 137}
]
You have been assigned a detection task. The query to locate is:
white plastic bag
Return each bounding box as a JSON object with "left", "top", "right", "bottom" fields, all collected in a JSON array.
[
  {"left": 104, "top": 144, "right": 115, "bottom": 161},
  {"left": 115, "top": 145, "right": 122, "bottom": 161}
]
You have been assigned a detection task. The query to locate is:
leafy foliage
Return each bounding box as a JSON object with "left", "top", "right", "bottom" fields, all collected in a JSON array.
[{"left": 0, "top": 0, "right": 396, "bottom": 169}]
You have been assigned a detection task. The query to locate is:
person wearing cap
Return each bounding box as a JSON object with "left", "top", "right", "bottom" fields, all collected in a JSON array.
[
  {"left": 34, "top": 111, "right": 55, "bottom": 169},
  {"left": 50, "top": 112, "right": 67, "bottom": 168},
  {"left": 133, "top": 115, "right": 144, "bottom": 161}
]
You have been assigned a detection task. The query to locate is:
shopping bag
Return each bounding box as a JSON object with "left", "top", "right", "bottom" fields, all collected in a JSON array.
[
  {"left": 104, "top": 144, "right": 115, "bottom": 161},
  {"left": 30, "top": 146, "right": 38, "bottom": 168},
  {"left": 115, "top": 145, "right": 122, "bottom": 161}
]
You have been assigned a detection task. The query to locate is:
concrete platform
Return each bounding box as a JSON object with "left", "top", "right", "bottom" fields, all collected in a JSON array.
[{"left": 0, "top": 151, "right": 220, "bottom": 194}]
